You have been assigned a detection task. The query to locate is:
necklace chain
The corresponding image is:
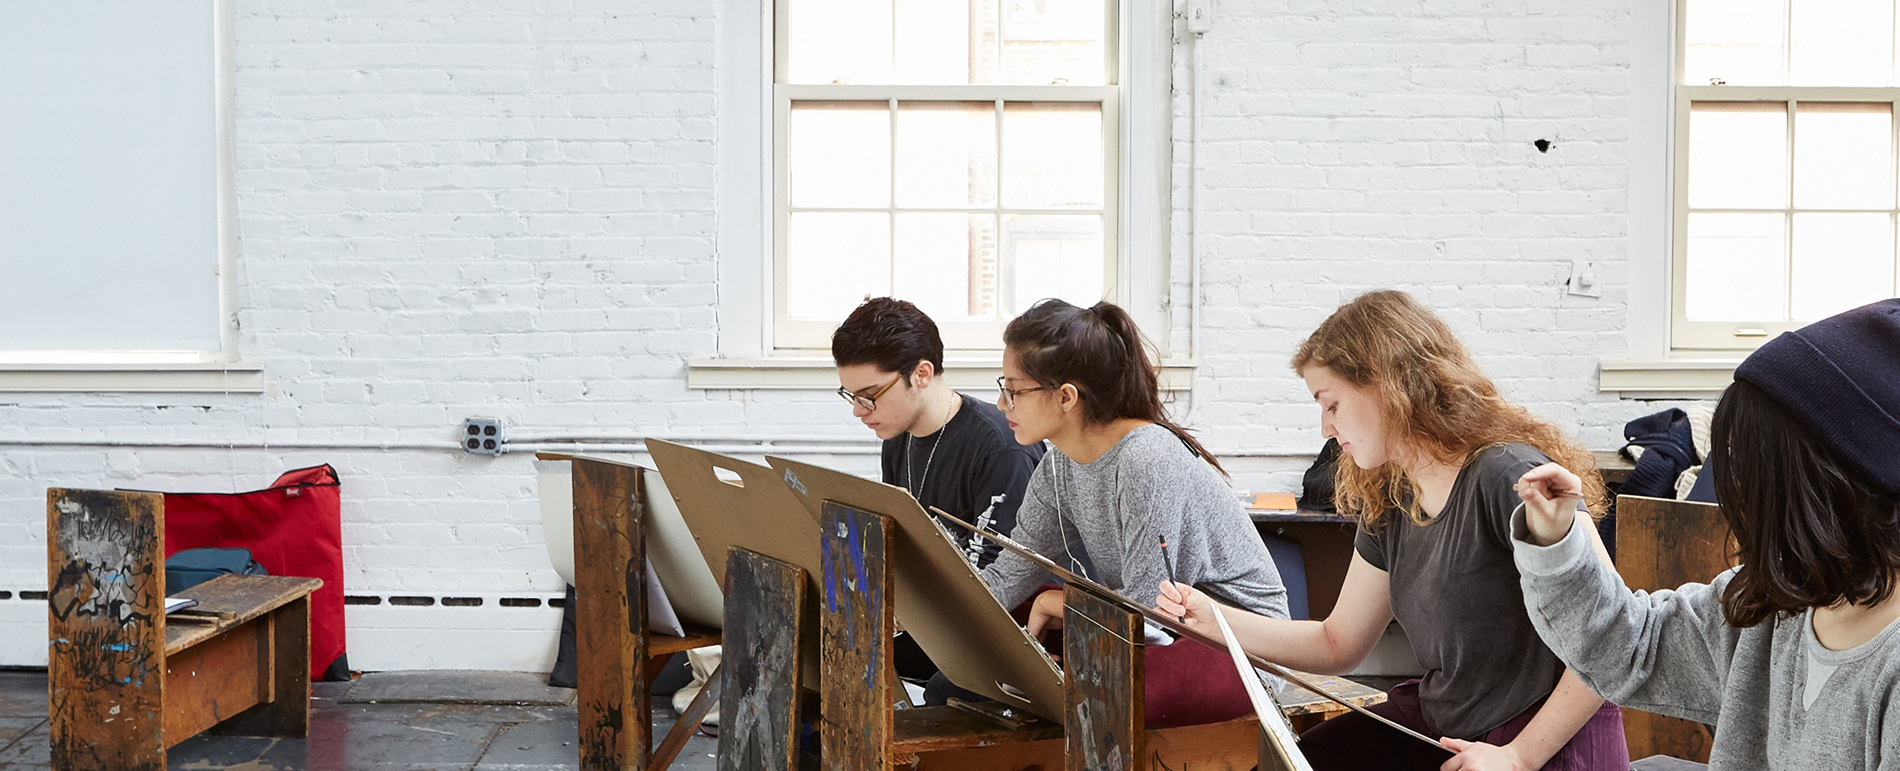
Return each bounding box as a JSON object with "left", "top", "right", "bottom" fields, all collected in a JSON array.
[{"left": 905, "top": 395, "right": 958, "bottom": 498}]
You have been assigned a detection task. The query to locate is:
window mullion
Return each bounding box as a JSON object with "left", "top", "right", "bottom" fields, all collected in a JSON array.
[
  {"left": 1786, "top": 98, "right": 1797, "bottom": 323},
  {"left": 889, "top": 97, "right": 898, "bottom": 299}
]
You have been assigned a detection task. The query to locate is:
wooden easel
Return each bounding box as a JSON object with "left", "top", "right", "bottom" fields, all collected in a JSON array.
[
  {"left": 1615, "top": 494, "right": 1730, "bottom": 765},
  {"left": 45, "top": 488, "right": 319, "bottom": 771},
  {"left": 561, "top": 456, "right": 722, "bottom": 771},
  {"left": 727, "top": 500, "right": 1381, "bottom": 771}
]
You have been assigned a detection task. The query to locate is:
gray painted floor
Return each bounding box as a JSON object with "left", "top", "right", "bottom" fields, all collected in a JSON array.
[{"left": 0, "top": 669, "right": 718, "bottom": 771}]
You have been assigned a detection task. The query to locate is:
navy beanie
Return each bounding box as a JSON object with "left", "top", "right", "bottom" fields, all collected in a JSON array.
[{"left": 1732, "top": 298, "right": 1900, "bottom": 494}]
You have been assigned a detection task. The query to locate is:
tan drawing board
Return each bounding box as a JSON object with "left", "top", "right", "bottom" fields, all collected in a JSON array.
[
  {"left": 765, "top": 456, "right": 1066, "bottom": 722},
  {"left": 643, "top": 439, "right": 823, "bottom": 684}
]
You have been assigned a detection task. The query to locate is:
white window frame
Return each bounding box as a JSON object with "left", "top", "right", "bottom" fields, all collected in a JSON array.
[
  {"left": 696, "top": 0, "right": 1178, "bottom": 387},
  {"left": 1669, "top": 0, "right": 1900, "bottom": 352},
  {"left": 0, "top": 0, "right": 257, "bottom": 394},
  {"left": 1670, "top": 85, "right": 1900, "bottom": 351},
  {"left": 771, "top": 2, "right": 1121, "bottom": 352}
]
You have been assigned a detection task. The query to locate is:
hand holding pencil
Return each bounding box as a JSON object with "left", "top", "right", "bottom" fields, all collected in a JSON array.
[{"left": 1514, "top": 462, "right": 1585, "bottom": 547}]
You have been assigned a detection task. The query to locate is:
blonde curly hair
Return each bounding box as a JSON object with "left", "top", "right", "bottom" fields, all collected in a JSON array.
[{"left": 1292, "top": 290, "right": 1607, "bottom": 528}]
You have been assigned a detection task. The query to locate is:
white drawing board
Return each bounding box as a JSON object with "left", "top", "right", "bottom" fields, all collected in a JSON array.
[{"left": 535, "top": 456, "right": 724, "bottom": 634}]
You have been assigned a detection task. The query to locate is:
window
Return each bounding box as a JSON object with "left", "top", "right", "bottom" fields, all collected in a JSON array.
[
  {"left": 1673, "top": 0, "right": 1900, "bottom": 350},
  {"left": 0, "top": 0, "right": 241, "bottom": 376},
  {"left": 771, "top": 0, "right": 1119, "bottom": 351}
]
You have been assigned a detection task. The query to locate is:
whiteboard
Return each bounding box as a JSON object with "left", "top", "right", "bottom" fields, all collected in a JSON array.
[{"left": 0, "top": 1, "right": 223, "bottom": 351}]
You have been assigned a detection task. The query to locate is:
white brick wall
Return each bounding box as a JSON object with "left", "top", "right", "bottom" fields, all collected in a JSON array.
[{"left": 0, "top": 0, "right": 1680, "bottom": 669}]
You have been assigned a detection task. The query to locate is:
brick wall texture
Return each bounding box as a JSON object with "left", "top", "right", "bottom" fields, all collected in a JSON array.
[{"left": 0, "top": 0, "right": 1672, "bottom": 669}]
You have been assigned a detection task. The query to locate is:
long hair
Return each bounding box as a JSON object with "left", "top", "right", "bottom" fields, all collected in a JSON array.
[
  {"left": 1714, "top": 379, "right": 1900, "bottom": 627},
  {"left": 1291, "top": 290, "right": 1605, "bottom": 527},
  {"left": 1003, "top": 299, "right": 1224, "bottom": 476}
]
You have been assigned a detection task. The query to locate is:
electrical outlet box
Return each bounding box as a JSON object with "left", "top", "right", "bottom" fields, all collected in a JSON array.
[
  {"left": 461, "top": 417, "right": 504, "bottom": 455},
  {"left": 1566, "top": 260, "right": 1602, "bottom": 298},
  {"left": 1185, "top": 0, "right": 1212, "bottom": 33}
]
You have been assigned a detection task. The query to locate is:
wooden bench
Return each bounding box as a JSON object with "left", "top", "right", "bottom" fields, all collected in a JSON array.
[{"left": 46, "top": 488, "right": 320, "bottom": 771}]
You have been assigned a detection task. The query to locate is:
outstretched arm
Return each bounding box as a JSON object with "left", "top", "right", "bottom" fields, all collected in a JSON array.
[
  {"left": 1156, "top": 551, "right": 1394, "bottom": 674},
  {"left": 1513, "top": 462, "right": 1738, "bottom": 724}
]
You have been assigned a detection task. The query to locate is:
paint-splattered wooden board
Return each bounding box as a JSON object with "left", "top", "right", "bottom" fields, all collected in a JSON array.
[
  {"left": 1064, "top": 584, "right": 1146, "bottom": 771},
  {"left": 47, "top": 488, "right": 167, "bottom": 771},
  {"left": 572, "top": 457, "right": 649, "bottom": 771},
  {"left": 818, "top": 503, "right": 894, "bottom": 771},
  {"left": 719, "top": 547, "right": 805, "bottom": 771}
]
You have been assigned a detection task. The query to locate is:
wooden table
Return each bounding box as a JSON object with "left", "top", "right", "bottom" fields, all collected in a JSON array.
[{"left": 160, "top": 574, "right": 323, "bottom": 747}]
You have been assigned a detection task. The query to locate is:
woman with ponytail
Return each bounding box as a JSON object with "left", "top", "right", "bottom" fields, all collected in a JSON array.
[{"left": 954, "top": 298, "right": 1288, "bottom": 728}]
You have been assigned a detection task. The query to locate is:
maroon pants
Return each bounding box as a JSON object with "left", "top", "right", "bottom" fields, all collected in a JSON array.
[
  {"left": 925, "top": 635, "right": 1252, "bottom": 728},
  {"left": 1298, "top": 680, "right": 1628, "bottom": 771}
]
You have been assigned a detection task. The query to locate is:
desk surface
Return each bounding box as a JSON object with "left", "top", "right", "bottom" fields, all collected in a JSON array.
[
  {"left": 165, "top": 574, "right": 322, "bottom": 655},
  {"left": 1278, "top": 670, "right": 1386, "bottom": 716}
]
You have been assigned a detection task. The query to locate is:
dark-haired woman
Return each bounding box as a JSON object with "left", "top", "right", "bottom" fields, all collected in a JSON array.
[
  {"left": 958, "top": 298, "right": 1288, "bottom": 728},
  {"left": 1514, "top": 299, "right": 1900, "bottom": 771},
  {"left": 1159, "top": 290, "right": 1625, "bottom": 771}
]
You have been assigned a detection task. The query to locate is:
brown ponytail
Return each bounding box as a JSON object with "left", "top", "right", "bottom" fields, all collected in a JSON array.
[{"left": 1003, "top": 299, "right": 1226, "bottom": 477}]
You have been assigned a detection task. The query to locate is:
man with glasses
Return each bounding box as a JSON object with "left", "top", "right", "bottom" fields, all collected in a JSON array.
[
  {"left": 833, "top": 298, "right": 1045, "bottom": 687},
  {"left": 832, "top": 298, "right": 1044, "bottom": 571}
]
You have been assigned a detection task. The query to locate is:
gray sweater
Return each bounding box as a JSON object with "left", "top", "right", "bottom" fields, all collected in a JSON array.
[
  {"left": 979, "top": 424, "right": 1289, "bottom": 622},
  {"left": 1514, "top": 511, "right": 1900, "bottom": 770}
]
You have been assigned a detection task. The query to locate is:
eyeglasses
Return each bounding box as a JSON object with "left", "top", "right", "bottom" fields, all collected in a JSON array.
[
  {"left": 837, "top": 374, "right": 904, "bottom": 411},
  {"left": 996, "top": 376, "right": 1054, "bottom": 411}
]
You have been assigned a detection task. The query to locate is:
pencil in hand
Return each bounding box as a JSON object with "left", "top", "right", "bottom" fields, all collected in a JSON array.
[{"left": 1159, "top": 535, "right": 1184, "bottom": 623}]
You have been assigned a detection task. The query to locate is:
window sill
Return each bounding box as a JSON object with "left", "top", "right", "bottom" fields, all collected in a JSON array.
[
  {"left": 0, "top": 362, "right": 265, "bottom": 393},
  {"left": 687, "top": 355, "right": 1198, "bottom": 391},
  {"left": 1598, "top": 359, "right": 1741, "bottom": 399}
]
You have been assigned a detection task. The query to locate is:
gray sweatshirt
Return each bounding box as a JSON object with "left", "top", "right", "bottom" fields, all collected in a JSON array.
[
  {"left": 978, "top": 424, "right": 1289, "bottom": 621},
  {"left": 1514, "top": 510, "right": 1900, "bottom": 770}
]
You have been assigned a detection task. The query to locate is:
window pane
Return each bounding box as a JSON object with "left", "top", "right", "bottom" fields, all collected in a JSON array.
[
  {"left": 895, "top": 102, "right": 997, "bottom": 208},
  {"left": 1791, "top": 213, "right": 1896, "bottom": 321},
  {"left": 1684, "top": 0, "right": 1786, "bottom": 86},
  {"left": 785, "top": 0, "right": 893, "bottom": 84},
  {"left": 1001, "top": 102, "right": 1102, "bottom": 209},
  {"left": 1002, "top": 214, "right": 1103, "bottom": 314},
  {"left": 1791, "top": 0, "right": 1893, "bottom": 86},
  {"left": 789, "top": 102, "right": 891, "bottom": 208},
  {"left": 1686, "top": 213, "right": 1788, "bottom": 321},
  {"left": 787, "top": 212, "right": 891, "bottom": 320},
  {"left": 895, "top": 0, "right": 972, "bottom": 84},
  {"left": 1794, "top": 102, "right": 1895, "bottom": 209},
  {"left": 1688, "top": 102, "right": 1789, "bottom": 210},
  {"left": 895, "top": 214, "right": 996, "bottom": 321},
  {"left": 996, "top": 0, "right": 1106, "bottom": 85}
]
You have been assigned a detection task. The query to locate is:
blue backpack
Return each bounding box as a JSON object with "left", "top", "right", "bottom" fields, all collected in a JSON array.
[{"left": 165, "top": 547, "right": 268, "bottom": 596}]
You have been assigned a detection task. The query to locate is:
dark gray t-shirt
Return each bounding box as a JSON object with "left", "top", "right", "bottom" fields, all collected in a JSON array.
[{"left": 1355, "top": 443, "right": 1569, "bottom": 739}]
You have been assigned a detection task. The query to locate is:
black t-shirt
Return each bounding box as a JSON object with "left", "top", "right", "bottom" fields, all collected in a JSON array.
[
  {"left": 881, "top": 392, "right": 1044, "bottom": 569},
  {"left": 1355, "top": 443, "right": 1570, "bottom": 739}
]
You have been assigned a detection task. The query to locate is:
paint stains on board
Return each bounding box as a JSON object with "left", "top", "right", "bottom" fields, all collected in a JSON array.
[
  {"left": 720, "top": 548, "right": 804, "bottom": 771},
  {"left": 47, "top": 488, "right": 167, "bottom": 770},
  {"left": 817, "top": 503, "right": 893, "bottom": 770}
]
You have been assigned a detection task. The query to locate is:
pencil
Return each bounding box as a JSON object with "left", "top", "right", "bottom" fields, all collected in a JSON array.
[{"left": 1159, "top": 535, "right": 1184, "bottom": 623}]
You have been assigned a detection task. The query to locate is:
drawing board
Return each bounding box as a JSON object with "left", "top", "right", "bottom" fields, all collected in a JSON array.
[
  {"left": 765, "top": 456, "right": 1065, "bottom": 722},
  {"left": 644, "top": 439, "right": 824, "bottom": 684}
]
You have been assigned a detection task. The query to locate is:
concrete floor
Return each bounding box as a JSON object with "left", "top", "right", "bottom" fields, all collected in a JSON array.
[{"left": 0, "top": 669, "right": 718, "bottom": 771}]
